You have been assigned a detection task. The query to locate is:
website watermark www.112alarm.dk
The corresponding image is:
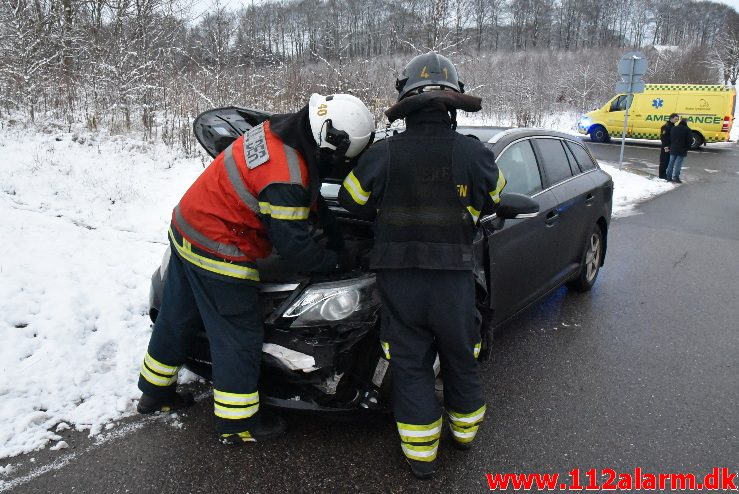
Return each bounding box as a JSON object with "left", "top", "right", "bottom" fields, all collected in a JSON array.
[{"left": 485, "top": 467, "right": 737, "bottom": 491}]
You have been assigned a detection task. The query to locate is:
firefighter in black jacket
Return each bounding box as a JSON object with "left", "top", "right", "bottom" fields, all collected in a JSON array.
[
  {"left": 659, "top": 113, "right": 680, "bottom": 179},
  {"left": 338, "top": 52, "right": 505, "bottom": 479}
]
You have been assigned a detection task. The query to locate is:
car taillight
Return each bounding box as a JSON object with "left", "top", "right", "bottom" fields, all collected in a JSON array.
[{"left": 721, "top": 116, "right": 731, "bottom": 133}]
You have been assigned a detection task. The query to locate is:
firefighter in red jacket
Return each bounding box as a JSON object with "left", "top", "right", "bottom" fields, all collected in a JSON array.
[{"left": 137, "top": 94, "right": 375, "bottom": 444}]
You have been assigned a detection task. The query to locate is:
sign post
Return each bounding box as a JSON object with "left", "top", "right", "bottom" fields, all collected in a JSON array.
[{"left": 616, "top": 52, "right": 647, "bottom": 169}]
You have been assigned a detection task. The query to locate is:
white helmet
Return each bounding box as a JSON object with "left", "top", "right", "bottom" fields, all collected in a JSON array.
[{"left": 309, "top": 93, "right": 375, "bottom": 158}]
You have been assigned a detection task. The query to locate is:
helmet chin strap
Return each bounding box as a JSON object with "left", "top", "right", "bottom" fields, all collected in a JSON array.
[{"left": 315, "top": 118, "right": 352, "bottom": 178}]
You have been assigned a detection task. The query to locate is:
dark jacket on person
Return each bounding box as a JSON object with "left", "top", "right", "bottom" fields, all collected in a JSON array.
[
  {"left": 660, "top": 121, "right": 675, "bottom": 148},
  {"left": 338, "top": 100, "right": 505, "bottom": 270},
  {"left": 669, "top": 121, "right": 692, "bottom": 157}
]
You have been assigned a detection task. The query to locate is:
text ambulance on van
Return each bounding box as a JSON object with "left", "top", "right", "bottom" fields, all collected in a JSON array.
[{"left": 578, "top": 84, "right": 736, "bottom": 149}]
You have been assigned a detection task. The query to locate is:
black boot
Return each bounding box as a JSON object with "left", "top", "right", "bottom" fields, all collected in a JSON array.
[
  {"left": 451, "top": 438, "right": 472, "bottom": 451},
  {"left": 406, "top": 458, "right": 436, "bottom": 480},
  {"left": 220, "top": 413, "right": 287, "bottom": 445},
  {"left": 137, "top": 391, "right": 195, "bottom": 414}
]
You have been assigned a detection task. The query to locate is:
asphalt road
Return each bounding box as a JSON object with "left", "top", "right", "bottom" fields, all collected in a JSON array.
[{"left": 3, "top": 139, "right": 738, "bottom": 494}]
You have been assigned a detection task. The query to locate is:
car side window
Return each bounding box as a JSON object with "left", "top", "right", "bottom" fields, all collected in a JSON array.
[
  {"left": 566, "top": 141, "right": 597, "bottom": 171},
  {"left": 562, "top": 142, "right": 581, "bottom": 176},
  {"left": 534, "top": 138, "right": 573, "bottom": 185},
  {"left": 495, "top": 140, "right": 542, "bottom": 197}
]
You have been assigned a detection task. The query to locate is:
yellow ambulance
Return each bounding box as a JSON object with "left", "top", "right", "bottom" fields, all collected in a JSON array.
[{"left": 577, "top": 84, "right": 736, "bottom": 149}]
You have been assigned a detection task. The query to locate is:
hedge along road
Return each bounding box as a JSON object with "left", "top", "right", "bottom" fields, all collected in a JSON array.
[{"left": 3, "top": 140, "right": 738, "bottom": 493}]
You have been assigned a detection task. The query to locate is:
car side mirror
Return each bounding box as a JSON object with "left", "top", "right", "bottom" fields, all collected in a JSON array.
[
  {"left": 496, "top": 193, "right": 539, "bottom": 220},
  {"left": 480, "top": 193, "right": 539, "bottom": 234}
]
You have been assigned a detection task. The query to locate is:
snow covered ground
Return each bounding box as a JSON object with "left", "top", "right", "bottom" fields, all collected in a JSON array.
[
  {"left": 0, "top": 121, "right": 673, "bottom": 462},
  {"left": 0, "top": 126, "right": 204, "bottom": 461}
]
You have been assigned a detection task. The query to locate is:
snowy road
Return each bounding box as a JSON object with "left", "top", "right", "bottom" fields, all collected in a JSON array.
[{"left": 0, "top": 128, "right": 673, "bottom": 463}]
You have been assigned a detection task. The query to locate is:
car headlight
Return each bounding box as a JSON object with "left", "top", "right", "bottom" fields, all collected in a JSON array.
[
  {"left": 282, "top": 275, "right": 379, "bottom": 327},
  {"left": 578, "top": 116, "right": 591, "bottom": 130}
]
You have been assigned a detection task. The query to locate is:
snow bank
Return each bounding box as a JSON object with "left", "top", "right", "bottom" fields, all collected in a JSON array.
[
  {"left": 599, "top": 163, "right": 675, "bottom": 217},
  {"left": 0, "top": 127, "right": 203, "bottom": 459},
  {"left": 0, "top": 123, "right": 671, "bottom": 460}
]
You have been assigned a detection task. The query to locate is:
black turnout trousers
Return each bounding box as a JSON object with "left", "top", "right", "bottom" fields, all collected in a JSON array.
[
  {"left": 138, "top": 244, "right": 264, "bottom": 434},
  {"left": 659, "top": 149, "right": 670, "bottom": 179},
  {"left": 377, "top": 269, "right": 485, "bottom": 425}
]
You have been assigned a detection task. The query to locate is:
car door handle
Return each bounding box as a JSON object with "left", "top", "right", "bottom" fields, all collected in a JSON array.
[
  {"left": 545, "top": 210, "right": 559, "bottom": 226},
  {"left": 585, "top": 193, "right": 594, "bottom": 205}
]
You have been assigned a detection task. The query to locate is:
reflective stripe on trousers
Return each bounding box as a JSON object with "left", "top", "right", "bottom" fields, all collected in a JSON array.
[
  {"left": 140, "top": 351, "right": 180, "bottom": 387},
  {"left": 397, "top": 417, "right": 442, "bottom": 462},
  {"left": 213, "top": 389, "right": 259, "bottom": 420},
  {"left": 448, "top": 404, "right": 486, "bottom": 444}
]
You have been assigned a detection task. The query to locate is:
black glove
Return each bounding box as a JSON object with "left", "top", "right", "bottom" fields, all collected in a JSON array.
[
  {"left": 315, "top": 195, "right": 344, "bottom": 251},
  {"left": 336, "top": 248, "right": 357, "bottom": 273}
]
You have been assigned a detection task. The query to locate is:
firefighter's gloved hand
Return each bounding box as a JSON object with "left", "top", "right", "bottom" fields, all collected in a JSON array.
[
  {"left": 336, "top": 249, "right": 358, "bottom": 273},
  {"left": 324, "top": 223, "right": 345, "bottom": 252}
]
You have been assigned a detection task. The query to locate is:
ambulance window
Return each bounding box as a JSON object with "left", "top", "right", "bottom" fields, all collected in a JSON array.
[
  {"left": 534, "top": 138, "right": 573, "bottom": 185},
  {"left": 566, "top": 141, "right": 597, "bottom": 171},
  {"left": 609, "top": 95, "right": 632, "bottom": 112},
  {"left": 495, "top": 140, "right": 542, "bottom": 197}
]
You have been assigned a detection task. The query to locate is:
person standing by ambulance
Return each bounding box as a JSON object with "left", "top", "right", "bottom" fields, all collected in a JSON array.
[
  {"left": 659, "top": 113, "right": 679, "bottom": 180},
  {"left": 666, "top": 118, "right": 692, "bottom": 183},
  {"left": 136, "top": 94, "right": 375, "bottom": 444},
  {"left": 338, "top": 52, "right": 505, "bottom": 479}
]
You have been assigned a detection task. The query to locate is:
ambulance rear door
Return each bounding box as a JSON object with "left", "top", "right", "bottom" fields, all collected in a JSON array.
[{"left": 677, "top": 92, "right": 723, "bottom": 142}]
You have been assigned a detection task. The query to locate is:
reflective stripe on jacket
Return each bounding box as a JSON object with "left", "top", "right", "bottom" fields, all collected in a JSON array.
[{"left": 173, "top": 120, "right": 311, "bottom": 266}]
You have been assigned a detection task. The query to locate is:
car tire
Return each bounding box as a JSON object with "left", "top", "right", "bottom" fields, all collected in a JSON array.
[
  {"left": 590, "top": 125, "right": 610, "bottom": 143},
  {"left": 567, "top": 224, "right": 603, "bottom": 292},
  {"left": 690, "top": 131, "right": 704, "bottom": 150}
]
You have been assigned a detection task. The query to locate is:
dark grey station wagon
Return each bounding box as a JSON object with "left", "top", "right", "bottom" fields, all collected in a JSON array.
[{"left": 148, "top": 109, "right": 613, "bottom": 416}]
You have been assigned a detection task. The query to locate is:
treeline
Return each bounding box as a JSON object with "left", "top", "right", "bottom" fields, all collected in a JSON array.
[{"left": 0, "top": 0, "right": 737, "bottom": 153}]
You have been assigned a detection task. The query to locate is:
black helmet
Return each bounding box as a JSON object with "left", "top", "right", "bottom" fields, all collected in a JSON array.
[{"left": 395, "top": 51, "right": 464, "bottom": 101}]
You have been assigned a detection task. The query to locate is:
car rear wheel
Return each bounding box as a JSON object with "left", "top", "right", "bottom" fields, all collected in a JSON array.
[
  {"left": 567, "top": 225, "right": 603, "bottom": 292},
  {"left": 590, "top": 125, "right": 610, "bottom": 143}
]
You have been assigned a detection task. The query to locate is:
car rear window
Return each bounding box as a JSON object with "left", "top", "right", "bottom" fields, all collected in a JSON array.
[
  {"left": 535, "top": 138, "right": 573, "bottom": 185},
  {"left": 566, "top": 141, "right": 597, "bottom": 171},
  {"left": 495, "top": 139, "right": 542, "bottom": 197}
]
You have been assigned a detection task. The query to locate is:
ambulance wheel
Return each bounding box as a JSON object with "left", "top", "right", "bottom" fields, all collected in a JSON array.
[
  {"left": 690, "top": 131, "right": 704, "bottom": 150},
  {"left": 590, "top": 126, "right": 610, "bottom": 143}
]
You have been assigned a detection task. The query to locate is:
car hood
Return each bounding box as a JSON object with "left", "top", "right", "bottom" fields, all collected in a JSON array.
[{"left": 193, "top": 106, "right": 272, "bottom": 158}]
